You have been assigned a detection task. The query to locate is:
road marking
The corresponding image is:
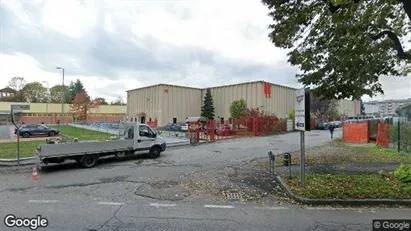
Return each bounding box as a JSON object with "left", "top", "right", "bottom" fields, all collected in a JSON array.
[
  {"left": 27, "top": 200, "right": 60, "bottom": 203},
  {"left": 304, "top": 207, "right": 361, "bottom": 211},
  {"left": 254, "top": 206, "right": 289, "bottom": 210},
  {"left": 97, "top": 202, "right": 124, "bottom": 206},
  {"left": 149, "top": 203, "right": 176, "bottom": 208},
  {"left": 204, "top": 205, "right": 235, "bottom": 209}
]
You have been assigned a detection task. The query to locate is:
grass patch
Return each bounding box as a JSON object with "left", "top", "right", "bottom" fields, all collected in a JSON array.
[
  {"left": 285, "top": 174, "right": 411, "bottom": 199},
  {"left": 57, "top": 126, "right": 113, "bottom": 141},
  {"left": 273, "top": 141, "right": 411, "bottom": 166},
  {"left": 0, "top": 141, "right": 45, "bottom": 159}
]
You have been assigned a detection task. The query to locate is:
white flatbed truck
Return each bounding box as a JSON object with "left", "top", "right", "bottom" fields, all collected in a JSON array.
[{"left": 35, "top": 122, "right": 166, "bottom": 168}]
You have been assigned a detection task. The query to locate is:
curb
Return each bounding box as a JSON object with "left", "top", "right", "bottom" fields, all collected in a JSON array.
[
  {"left": 275, "top": 175, "right": 411, "bottom": 206},
  {"left": 0, "top": 157, "right": 36, "bottom": 166}
]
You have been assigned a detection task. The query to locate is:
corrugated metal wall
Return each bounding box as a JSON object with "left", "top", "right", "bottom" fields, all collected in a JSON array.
[
  {"left": 261, "top": 82, "right": 296, "bottom": 119},
  {"left": 127, "top": 85, "right": 162, "bottom": 123},
  {"left": 206, "top": 82, "right": 296, "bottom": 119},
  {"left": 207, "top": 82, "right": 261, "bottom": 120},
  {"left": 159, "top": 85, "right": 202, "bottom": 125}
]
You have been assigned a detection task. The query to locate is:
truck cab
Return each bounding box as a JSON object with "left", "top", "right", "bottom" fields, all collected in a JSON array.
[{"left": 120, "top": 122, "right": 166, "bottom": 155}]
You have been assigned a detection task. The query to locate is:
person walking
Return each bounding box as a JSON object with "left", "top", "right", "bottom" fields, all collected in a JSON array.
[{"left": 328, "top": 123, "right": 335, "bottom": 139}]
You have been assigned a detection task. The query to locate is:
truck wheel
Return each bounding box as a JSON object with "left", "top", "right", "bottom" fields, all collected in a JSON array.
[
  {"left": 48, "top": 131, "right": 56, "bottom": 136},
  {"left": 22, "top": 132, "right": 30, "bottom": 138},
  {"left": 149, "top": 147, "right": 161, "bottom": 159},
  {"left": 80, "top": 155, "right": 97, "bottom": 168}
]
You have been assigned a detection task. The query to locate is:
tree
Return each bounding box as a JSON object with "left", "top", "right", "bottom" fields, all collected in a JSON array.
[
  {"left": 49, "top": 85, "right": 72, "bottom": 103},
  {"left": 201, "top": 89, "right": 215, "bottom": 120},
  {"left": 328, "top": 109, "right": 340, "bottom": 121},
  {"left": 21, "top": 82, "right": 48, "bottom": 103},
  {"left": 230, "top": 99, "right": 248, "bottom": 120},
  {"left": 110, "top": 96, "right": 125, "bottom": 105},
  {"left": 396, "top": 103, "right": 411, "bottom": 118},
  {"left": 288, "top": 109, "right": 295, "bottom": 120},
  {"left": 7, "top": 77, "right": 26, "bottom": 102},
  {"left": 8, "top": 77, "right": 26, "bottom": 91},
  {"left": 95, "top": 97, "right": 109, "bottom": 105},
  {"left": 69, "top": 79, "right": 86, "bottom": 99},
  {"left": 262, "top": 0, "right": 411, "bottom": 100},
  {"left": 310, "top": 92, "right": 338, "bottom": 120},
  {"left": 69, "top": 92, "right": 99, "bottom": 121}
]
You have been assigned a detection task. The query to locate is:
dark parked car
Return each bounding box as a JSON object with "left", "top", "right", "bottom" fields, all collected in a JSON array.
[
  {"left": 315, "top": 122, "right": 330, "bottom": 130},
  {"left": 166, "top": 123, "right": 182, "bottom": 132},
  {"left": 15, "top": 124, "right": 60, "bottom": 138}
]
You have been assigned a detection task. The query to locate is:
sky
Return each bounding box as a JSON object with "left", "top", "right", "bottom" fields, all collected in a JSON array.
[{"left": 0, "top": 0, "right": 410, "bottom": 103}]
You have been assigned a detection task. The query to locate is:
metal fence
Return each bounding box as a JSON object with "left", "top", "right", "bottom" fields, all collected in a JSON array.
[
  {"left": 70, "top": 121, "right": 120, "bottom": 136},
  {"left": 389, "top": 121, "right": 411, "bottom": 154}
]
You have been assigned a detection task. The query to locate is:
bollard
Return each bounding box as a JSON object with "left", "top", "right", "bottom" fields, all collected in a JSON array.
[
  {"left": 283, "top": 152, "right": 292, "bottom": 177},
  {"left": 283, "top": 153, "right": 291, "bottom": 166},
  {"left": 268, "top": 151, "right": 275, "bottom": 175}
]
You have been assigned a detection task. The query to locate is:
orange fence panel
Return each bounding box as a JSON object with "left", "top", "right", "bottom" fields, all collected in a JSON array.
[
  {"left": 343, "top": 123, "right": 369, "bottom": 143},
  {"left": 376, "top": 123, "right": 390, "bottom": 148}
]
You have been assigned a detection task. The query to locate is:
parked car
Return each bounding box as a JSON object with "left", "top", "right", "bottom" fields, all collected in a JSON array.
[
  {"left": 315, "top": 122, "right": 329, "bottom": 130},
  {"left": 180, "top": 123, "right": 189, "bottom": 132},
  {"left": 166, "top": 123, "right": 183, "bottom": 132},
  {"left": 15, "top": 124, "right": 60, "bottom": 138},
  {"left": 330, "top": 121, "right": 342, "bottom": 128}
]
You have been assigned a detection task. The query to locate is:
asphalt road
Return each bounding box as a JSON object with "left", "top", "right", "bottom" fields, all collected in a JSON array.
[
  {"left": 1, "top": 198, "right": 410, "bottom": 231},
  {"left": 2, "top": 128, "right": 408, "bottom": 230},
  {"left": 0, "top": 125, "right": 11, "bottom": 139}
]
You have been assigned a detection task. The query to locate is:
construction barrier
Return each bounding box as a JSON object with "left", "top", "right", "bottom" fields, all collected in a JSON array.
[
  {"left": 343, "top": 122, "right": 369, "bottom": 143},
  {"left": 376, "top": 123, "right": 390, "bottom": 148}
]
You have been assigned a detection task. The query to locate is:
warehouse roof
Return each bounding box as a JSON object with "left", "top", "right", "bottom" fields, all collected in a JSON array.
[{"left": 126, "top": 80, "right": 298, "bottom": 92}]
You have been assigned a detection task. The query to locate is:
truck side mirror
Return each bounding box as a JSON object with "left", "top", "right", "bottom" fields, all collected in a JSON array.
[{"left": 153, "top": 133, "right": 157, "bottom": 138}]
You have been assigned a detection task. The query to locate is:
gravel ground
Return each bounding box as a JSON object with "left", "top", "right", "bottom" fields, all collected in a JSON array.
[{"left": 179, "top": 161, "right": 290, "bottom": 205}]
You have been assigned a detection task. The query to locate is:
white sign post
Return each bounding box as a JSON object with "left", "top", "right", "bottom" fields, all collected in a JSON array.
[
  {"left": 10, "top": 104, "right": 30, "bottom": 166},
  {"left": 295, "top": 88, "right": 310, "bottom": 187}
]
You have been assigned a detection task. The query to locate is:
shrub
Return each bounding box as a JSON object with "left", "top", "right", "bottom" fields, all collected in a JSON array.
[
  {"left": 393, "top": 164, "right": 411, "bottom": 183},
  {"left": 240, "top": 108, "right": 284, "bottom": 135}
]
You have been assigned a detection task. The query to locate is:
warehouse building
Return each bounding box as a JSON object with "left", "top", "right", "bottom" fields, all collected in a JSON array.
[
  {"left": 126, "top": 81, "right": 361, "bottom": 127},
  {"left": 127, "top": 81, "right": 297, "bottom": 127}
]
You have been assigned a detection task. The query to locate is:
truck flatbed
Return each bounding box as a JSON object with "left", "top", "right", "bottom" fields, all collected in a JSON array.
[{"left": 37, "top": 139, "right": 134, "bottom": 158}]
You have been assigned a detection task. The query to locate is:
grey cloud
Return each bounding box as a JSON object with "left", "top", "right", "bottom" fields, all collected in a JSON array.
[{"left": 1, "top": 1, "right": 299, "bottom": 91}]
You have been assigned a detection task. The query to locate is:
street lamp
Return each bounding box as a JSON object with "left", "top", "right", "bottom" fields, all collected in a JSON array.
[
  {"left": 42, "top": 81, "right": 50, "bottom": 123},
  {"left": 56, "top": 67, "right": 65, "bottom": 125}
]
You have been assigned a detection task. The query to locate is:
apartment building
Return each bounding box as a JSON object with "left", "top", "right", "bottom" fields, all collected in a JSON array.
[{"left": 364, "top": 98, "right": 411, "bottom": 117}]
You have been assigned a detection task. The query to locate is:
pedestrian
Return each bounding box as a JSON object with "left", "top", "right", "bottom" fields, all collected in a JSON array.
[{"left": 328, "top": 123, "right": 335, "bottom": 139}]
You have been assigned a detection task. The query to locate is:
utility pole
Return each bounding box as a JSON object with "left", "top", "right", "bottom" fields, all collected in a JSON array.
[
  {"left": 42, "top": 81, "right": 50, "bottom": 123},
  {"left": 56, "top": 67, "right": 65, "bottom": 125}
]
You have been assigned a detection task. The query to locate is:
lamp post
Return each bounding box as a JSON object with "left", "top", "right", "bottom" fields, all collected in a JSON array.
[
  {"left": 42, "top": 81, "right": 50, "bottom": 123},
  {"left": 56, "top": 67, "right": 65, "bottom": 125}
]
